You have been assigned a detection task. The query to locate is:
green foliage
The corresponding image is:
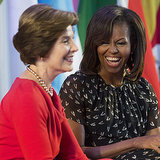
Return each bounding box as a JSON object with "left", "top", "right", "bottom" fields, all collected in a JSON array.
[{"left": 0, "top": 0, "right": 2, "bottom": 4}]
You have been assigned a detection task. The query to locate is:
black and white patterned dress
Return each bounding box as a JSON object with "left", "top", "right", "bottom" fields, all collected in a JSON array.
[{"left": 59, "top": 71, "right": 160, "bottom": 160}]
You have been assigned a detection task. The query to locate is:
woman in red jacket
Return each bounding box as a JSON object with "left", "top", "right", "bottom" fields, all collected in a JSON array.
[{"left": 0, "top": 4, "right": 88, "bottom": 160}]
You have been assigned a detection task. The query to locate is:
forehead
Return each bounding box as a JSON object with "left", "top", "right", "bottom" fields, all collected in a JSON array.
[
  {"left": 65, "top": 25, "right": 73, "bottom": 33},
  {"left": 112, "top": 22, "right": 130, "bottom": 37},
  {"left": 61, "top": 25, "right": 73, "bottom": 37}
]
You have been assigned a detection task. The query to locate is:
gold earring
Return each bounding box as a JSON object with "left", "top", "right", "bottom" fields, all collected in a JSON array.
[{"left": 123, "top": 69, "right": 126, "bottom": 77}]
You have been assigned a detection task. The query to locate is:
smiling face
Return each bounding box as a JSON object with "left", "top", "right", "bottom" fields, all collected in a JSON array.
[
  {"left": 97, "top": 22, "right": 131, "bottom": 77},
  {"left": 45, "top": 25, "right": 78, "bottom": 75}
]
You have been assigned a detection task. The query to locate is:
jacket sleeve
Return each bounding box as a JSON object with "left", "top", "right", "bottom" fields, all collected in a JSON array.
[
  {"left": 56, "top": 118, "right": 88, "bottom": 160},
  {"left": 11, "top": 87, "right": 54, "bottom": 160}
]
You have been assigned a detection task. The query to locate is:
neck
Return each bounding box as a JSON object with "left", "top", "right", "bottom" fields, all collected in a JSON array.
[
  {"left": 30, "top": 64, "right": 54, "bottom": 87},
  {"left": 26, "top": 65, "right": 53, "bottom": 96},
  {"left": 98, "top": 72, "right": 124, "bottom": 87}
]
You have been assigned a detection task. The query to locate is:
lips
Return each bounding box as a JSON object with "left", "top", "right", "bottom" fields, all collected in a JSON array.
[
  {"left": 64, "top": 55, "right": 74, "bottom": 62},
  {"left": 105, "top": 56, "right": 121, "bottom": 62},
  {"left": 105, "top": 56, "right": 121, "bottom": 67}
]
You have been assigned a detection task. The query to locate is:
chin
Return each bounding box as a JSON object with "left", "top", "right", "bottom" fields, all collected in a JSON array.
[
  {"left": 66, "top": 65, "right": 73, "bottom": 71},
  {"left": 66, "top": 68, "right": 73, "bottom": 72},
  {"left": 61, "top": 67, "right": 73, "bottom": 73}
]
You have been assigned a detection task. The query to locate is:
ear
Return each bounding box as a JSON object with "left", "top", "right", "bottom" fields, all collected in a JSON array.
[
  {"left": 39, "top": 56, "right": 47, "bottom": 62},
  {"left": 36, "top": 56, "right": 42, "bottom": 61}
]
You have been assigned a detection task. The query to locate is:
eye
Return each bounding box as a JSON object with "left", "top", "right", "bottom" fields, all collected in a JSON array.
[
  {"left": 101, "top": 42, "right": 110, "bottom": 47},
  {"left": 104, "top": 41, "right": 110, "bottom": 44},
  {"left": 63, "top": 38, "right": 70, "bottom": 44},
  {"left": 116, "top": 41, "right": 127, "bottom": 46}
]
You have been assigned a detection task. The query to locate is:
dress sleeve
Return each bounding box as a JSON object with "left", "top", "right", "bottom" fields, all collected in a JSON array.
[
  {"left": 11, "top": 87, "right": 53, "bottom": 159},
  {"left": 142, "top": 78, "right": 160, "bottom": 130},
  {"left": 59, "top": 74, "right": 86, "bottom": 125}
]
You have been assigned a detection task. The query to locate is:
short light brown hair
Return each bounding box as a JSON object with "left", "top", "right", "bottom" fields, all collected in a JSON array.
[{"left": 13, "top": 4, "right": 78, "bottom": 65}]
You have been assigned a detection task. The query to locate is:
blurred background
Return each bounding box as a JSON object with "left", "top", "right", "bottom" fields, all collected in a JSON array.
[{"left": 0, "top": 0, "right": 160, "bottom": 108}]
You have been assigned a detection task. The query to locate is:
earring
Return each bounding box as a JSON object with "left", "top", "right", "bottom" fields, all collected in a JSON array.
[{"left": 123, "top": 69, "right": 126, "bottom": 77}]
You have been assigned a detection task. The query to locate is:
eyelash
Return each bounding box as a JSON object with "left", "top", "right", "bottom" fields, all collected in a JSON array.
[
  {"left": 63, "top": 39, "right": 69, "bottom": 44},
  {"left": 102, "top": 42, "right": 127, "bottom": 46},
  {"left": 63, "top": 36, "right": 75, "bottom": 45},
  {"left": 117, "top": 42, "right": 126, "bottom": 45}
]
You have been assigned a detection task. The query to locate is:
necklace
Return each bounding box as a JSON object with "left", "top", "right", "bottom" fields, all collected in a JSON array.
[{"left": 26, "top": 65, "right": 53, "bottom": 97}]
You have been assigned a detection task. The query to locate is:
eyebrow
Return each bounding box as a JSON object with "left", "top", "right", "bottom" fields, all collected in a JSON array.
[
  {"left": 116, "top": 38, "right": 127, "bottom": 42},
  {"left": 62, "top": 32, "right": 74, "bottom": 39},
  {"left": 61, "top": 36, "right": 72, "bottom": 40},
  {"left": 62, "top": 35, "right": 69, "bottom": 38}
]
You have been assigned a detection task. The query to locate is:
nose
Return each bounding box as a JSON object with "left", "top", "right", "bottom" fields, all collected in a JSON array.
[
  {"left": 108, "top": 44, "right": 118, "bottom": 53},
  {"left": 70, "top": 40, "right": 79, "bottom": 53}
]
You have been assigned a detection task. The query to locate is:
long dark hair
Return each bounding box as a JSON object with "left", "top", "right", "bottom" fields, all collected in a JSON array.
[{"left": 80, "top": 5, "right": 146, "bottom": 81}]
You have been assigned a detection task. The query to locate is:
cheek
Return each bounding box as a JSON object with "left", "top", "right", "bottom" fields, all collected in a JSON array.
[
  {"left": 65, "top": 45, "right": 70, "bottom": 52},
  {"left": 121, "top": 46, "right": 131, "bottom": 58},
  {"left": 60, "top": 46, "right": 70, "bottom": 57},
  {"left": 56, "top": 45, "right": 70, "bottom": 55},
  {"left": 97, "top": 46, "right": 106, "bottom": 55},
  {"left": 55, "top": 47, "right": 70, "bottom": 61}
]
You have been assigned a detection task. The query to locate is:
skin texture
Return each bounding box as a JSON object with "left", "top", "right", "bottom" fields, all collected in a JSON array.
[
  {"left": 45, "top": 25, "right": 78, "bottom": 74},
  {"left": 68, "top": 119, "right": 160, "bottom": 159},
  {"left": 20, "top": 25, "right": 78, "bottom": 87},
  {"left": 66, "top": 23, "right": 160, "bottom": 159},
  {"left": 97, "top": 22, "right": 131, "bottom": 87}
]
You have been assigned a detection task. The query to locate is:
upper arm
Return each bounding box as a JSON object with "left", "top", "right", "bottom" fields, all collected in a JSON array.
[
  {"left": 146, "top": 81, "right": 160, "bottom": 130},
  {"left": 12, "top": 90, "right": 53, "bottom": 159},
  {"left": 67, "top": 118, "right": 85, "bottom": 147},
  {"left": 59, "top": 74, "right": 87, "bottom": 149},
  {"left": 139, "top": 78, "right": 160, "bottom": 130},
  {"left": 59, "top": 75, "right": 85, "bottom": 124}
]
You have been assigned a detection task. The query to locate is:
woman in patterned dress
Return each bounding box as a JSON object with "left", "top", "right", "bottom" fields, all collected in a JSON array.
[{"left": 59, "top": 5, "right": 160, "bottom": 160}]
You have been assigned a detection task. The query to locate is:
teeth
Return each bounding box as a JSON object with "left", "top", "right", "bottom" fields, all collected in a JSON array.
[
  {"left": 106, "top": 57, "right": 120, "bottom": 61},
  {"left": 65, "top": 57, "right": 73, "bottom": 61}
]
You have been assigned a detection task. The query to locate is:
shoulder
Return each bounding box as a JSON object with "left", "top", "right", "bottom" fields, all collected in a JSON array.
[
  {"left": 65, "top": 71, "right": 88, "bottom": 82},
  {"left": 1, "top": 78, "right": 49, "bottom": 122},
  {"left": 132, "top": 77, "right": 157, "bottom": 99},
  {"left": 63, "top": 71, "right": 98, "bottom": 85},
  {"left": 123, "top": 77, "right": 156, "bottom": 98},
  {"left": 137, "top": 77, "right": 150, "bottom": 85},
  {"left": 17, "top": 78, "right": 43, "bottom": 99},
  {"left": 62, "top": 71, "right": 91, "bottom": 87},
  {"left": 135, "top": 77, "right": 154, "bottom": 91},
  {"left": 2, "top": 78, "right": 45, "bottom": 109}
]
